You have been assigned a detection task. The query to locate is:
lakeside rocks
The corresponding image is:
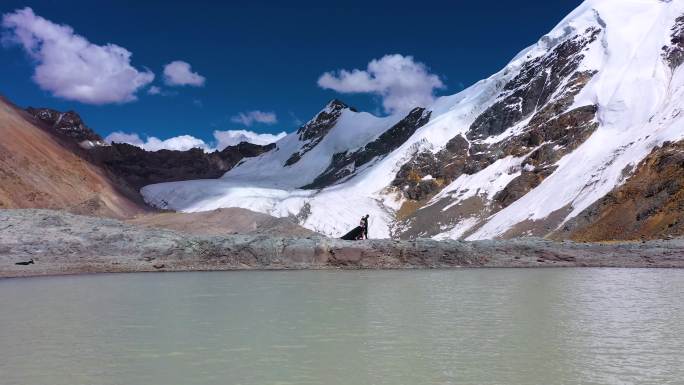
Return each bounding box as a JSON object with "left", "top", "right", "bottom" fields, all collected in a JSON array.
[{"left": 1, "top": 209, "right": 683, "bottom": 278}]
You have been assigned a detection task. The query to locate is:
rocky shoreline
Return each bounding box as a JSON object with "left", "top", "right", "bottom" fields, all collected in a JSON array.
[{"left": 1, "top": 209, "right": 683, "bottom": 278}]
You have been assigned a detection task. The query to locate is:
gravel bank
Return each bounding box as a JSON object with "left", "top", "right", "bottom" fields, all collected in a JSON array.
[{"left": 1, "top": 209, "right": 683, "bottom": 278}]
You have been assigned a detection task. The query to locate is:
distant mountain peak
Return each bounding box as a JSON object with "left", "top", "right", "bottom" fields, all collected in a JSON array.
[
  {"left": 25, "top": 107, "right": 107, "bottom": 148},
  {"left": 285, "top": 99, "right": 360, "bottom": 166},
  {"left": 324, "top": 98, "right": 358, "bottom": 113}
]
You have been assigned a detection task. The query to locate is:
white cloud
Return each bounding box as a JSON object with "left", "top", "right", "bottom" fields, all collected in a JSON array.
[
  {"left": 163, "top": 60, "right": 205, "bottom": 87},
  {"left": 105, "top": 132, "right": 209, "bottom": 152},
  {"left": 213, "top": 129, "right": 286, "bottom": 148},
  {"left": 230, "top": 110, "right": 278, "bottom": 126},
  {"left": 147, "top": 86, "right": 161, "bottom": 95},
  {"left": 317, "top": 54, "right": 444, "bottom": 114},
  {"left": 1, "top": 7, "right": 154, "bottom": 104},
  {"left": 105, "top": 129, "right": 286, "bottom": 152},
  {"left": 146, "top": 85, "right": 176, "bottom": 96}
]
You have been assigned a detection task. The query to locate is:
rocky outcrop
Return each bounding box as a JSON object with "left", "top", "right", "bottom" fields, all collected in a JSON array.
[
  {"left": 25, "top": 107, "right": 106, "bottom": 147},
  {"left": 2, "top": 209, "right": 683, "bottom": 278},
  {"left": 493, "top": 168, "right": 554, "bottom": 208},
  {"left": 468, "top": 28, "right": 600, "bottom": 139},
  {"left": 304, "top": 107, "right": 431, "bottom": 189},
  {"left": 664, "top": 15, "right": 684, "bottom": 69},
  {"left": 285, "top": 99, "right": 351, "bottom": 166},
  {"left": 91, "top": 141, "right": 273, "bottom": 190},
  {"left": 392, "top": 134, "right": 471, "bottom": 201},
  {"left": 556, "top": 140, "right": 684, "bottom": 241}
]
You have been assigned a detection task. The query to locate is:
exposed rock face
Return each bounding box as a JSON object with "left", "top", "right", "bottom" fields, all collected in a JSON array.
[
  {"left": 91, "top": 141, "right": 274, "bottom": 190},
  {"left": 304, "top": 107, "right": 431, "bottom": 189},
  {"left": 392, "top": 134, "right": 470, "bottom": 201},
  {"left": 664, "top": 15, "right": 684, "bottom": 69},
  {"left": 285, "top": 99, "right": 351, "bottom": 166},
  {"left": 393, "top": 26, "right": 600, "bottom": 205},
  {"left": 557, "top": 140, "right": 684, "bottom": 241},
  {"left": 468, "top": 28, "right": 600, "bottom": 140},
  {"left": 392, "top": 27, "right": 602, "bottom": 239},
  {"left": 25, "top": 107, "right": 106, "bottom": 147},
  {"left": 493, "top": 168, "right": 554, "bottom": 208}
]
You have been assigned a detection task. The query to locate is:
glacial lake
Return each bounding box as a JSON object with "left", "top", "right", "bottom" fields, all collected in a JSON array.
[{"left": 1, "top": 269, "right": 683, "bottom": 385}]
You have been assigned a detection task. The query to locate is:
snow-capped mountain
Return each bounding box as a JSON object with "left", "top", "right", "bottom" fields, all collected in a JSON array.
[{"left": 142, "top": 0, "right": 684, "bottom": 241}]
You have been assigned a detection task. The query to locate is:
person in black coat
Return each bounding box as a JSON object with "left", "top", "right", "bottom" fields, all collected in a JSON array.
[{"left": 341, "top": 215, "right": 370, "bottom": 240}]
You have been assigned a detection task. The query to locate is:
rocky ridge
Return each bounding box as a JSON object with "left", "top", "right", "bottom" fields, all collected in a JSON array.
[
  {"left": 26, "top": 107, "right": 107, "bottom": 148},
  {"left": 91, "top": 141, "right": 274, "bottom": 190},
  {"left": 23, "top": 107, "right": 274, "bottom": 192}
]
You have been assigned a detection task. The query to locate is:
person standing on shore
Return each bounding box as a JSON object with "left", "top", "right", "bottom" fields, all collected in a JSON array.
[{"left": 340, "top": 214, "right": 370, "bottom": 240}]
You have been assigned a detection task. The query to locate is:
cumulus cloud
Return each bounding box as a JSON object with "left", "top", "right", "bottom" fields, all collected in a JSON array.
[
  {"left": 317, "top": 54, "right": 444, "bottom": 114},
  {"left": 163, "top": 60, "right": 205, "bottom": 87},
  {"left": 105, "top": 132, "right": 208, "bottom": 152},
  {"left": 105, "top": 129, "right": 286, "bottom": 152},
  {"left": 213, "top": 129, "right": 286, "bottom": 148},
  {"left": 1, "top": 7, "right": 154, "bottom": 104},
  {"left": 230, "top": 110, "right": 278, "bottom": 126}
]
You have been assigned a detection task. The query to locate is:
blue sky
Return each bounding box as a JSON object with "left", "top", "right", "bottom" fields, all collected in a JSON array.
[{"left": 1, "top": 0, "right": 581, "bottom": 150}]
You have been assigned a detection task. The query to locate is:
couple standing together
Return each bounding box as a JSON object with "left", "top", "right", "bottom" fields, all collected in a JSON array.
[{"left": 341, "top": 215, "right": 369, "bottom": 240}]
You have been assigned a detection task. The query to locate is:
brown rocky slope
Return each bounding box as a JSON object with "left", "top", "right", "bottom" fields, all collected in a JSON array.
[
  {"left": 1, "top": 96, "right": 281, "bottom": 229},
  {"left": 557, "top": 140, "right": 684, "bottom": 241},
  {"left": 0, "top": 96, "right": 144, "bottom": 218}
]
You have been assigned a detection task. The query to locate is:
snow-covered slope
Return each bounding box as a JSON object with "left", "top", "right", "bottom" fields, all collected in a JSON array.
[{"left": 143, "top": 0, "right": 684, "bottom": 240}]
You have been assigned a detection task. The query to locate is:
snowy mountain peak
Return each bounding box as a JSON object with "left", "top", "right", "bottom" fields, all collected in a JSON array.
[
  {"left": 142, "top": 0, "right": 684, "bottom": 241},
  {"left": 283, "top": 99, "right": 357, "bottom": 166},
  {"left": 297, "top": 99, "right": 350, "bottom": 140},
  {"left": 324, "top": 98, "right": 355, "bottom": 113}
]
